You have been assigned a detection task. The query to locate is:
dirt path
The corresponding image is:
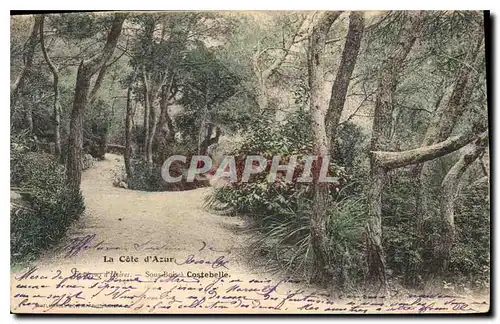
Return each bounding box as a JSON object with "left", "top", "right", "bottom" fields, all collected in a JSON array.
[
  {"left": 11, "top": 154, "right": 489, "bottom": 314},
  {"left": 32, "top": 153, "right": 257, "bottom": 273}
]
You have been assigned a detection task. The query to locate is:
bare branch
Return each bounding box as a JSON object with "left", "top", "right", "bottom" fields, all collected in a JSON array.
[{"left": 372, "top": 130, "right": 487, "bottom": 170}]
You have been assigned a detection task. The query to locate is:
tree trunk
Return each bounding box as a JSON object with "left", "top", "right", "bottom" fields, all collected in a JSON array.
[
  {"left": 307, "top": 11, "right": 341, "bottom": 281},
  {"left": 201, "top": 123, "right": 213, "bottom": 156},
  {"left": 124, "top": 85, "right": 134, "bottom": 179},
  {"left": 39, "top": 15, "right": 62, "bottom": 158},
  {"left": 326, "top": 11, "right": 365, "bottom": 143},
  {"left": 366, "top": 165, "right": 388, "bottom": 287},
  {"left": 371, "top": 129, "right": 486, "bottom": 169},
  {"left": 65, "top": 14, "right": 126, "bottom": 192},
  {"left": 438, "top": 132, "right": 488, "bottom": 273},
  {"left": 158, "top": 79, "right": 176, "bottom": 143},
  {"left": 409, "top": 36, "right": 484, "bottom": 282},
  {"left": 153, "top": 82, "right": 176, "bottom": 161},
  {"left": 366, "top": 12, "right": 422, "bottom": 287},
  {"left": 255, "top": 80, "right": 270, "bottom": 112},
  {"left": 415, "top": 36, "right": 484, "bottom": 198},
  {"left": 66, "top": 62, "right": 92, "bottom": 191},
  {"left": 142, "top": 70, "right": 151, "bottom": 162},
  {"left": 11, "top": 16, "right": 41, "bottom": 110},
  {"left": 146, "top": 98, "right": 159, "bottom": 168}
]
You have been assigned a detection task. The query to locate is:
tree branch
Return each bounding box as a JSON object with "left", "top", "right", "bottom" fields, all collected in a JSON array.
[
  {"left": 84, "top": 13, "right": 127, "bottom": 75},
  {"left": 11, "top": 15, "right": 41, "bottom": 108},
  {"left": 89, "top": 40, "right": 129, "bottom": 104},
  {"left": 372, "top": 130, "right": 488, "bottom": 170}
]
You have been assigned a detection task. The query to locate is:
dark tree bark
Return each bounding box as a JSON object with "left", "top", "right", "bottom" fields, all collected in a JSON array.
[
  {"left": 146, "top": 96, "right": 158, "bottom": 168},
  {"left": 200, "top": 124, "right": 221, "bottom": 156},
  {"left": 326, "top": 11, "right": 365, "bottom": 144},
  {"left": 124, "top": 85, "right": 135, "bottom": 179},
  {"left": 39, "top": 15, "right": 62, "bottom": 158},
  {"left": 201, "top": 124, "right": 213, "bottom": 156},
  {"left": 157, "top": 76, "right": 176, "bottom": 143},
  {"left": 142, "top": 69, "right": 151, "bottom": 162},
  {"left": 65, "top": 14, "right": 126, "bottom": 192},
  {"left": 367, "top": 12, "right": 422, "bottom": 288},
  {"left": 11, "top": 16, "right": 41, "bottom": 110}
]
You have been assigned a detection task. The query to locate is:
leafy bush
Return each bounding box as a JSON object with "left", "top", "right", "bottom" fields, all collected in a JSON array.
[
  {"left": 383, "top": 169, "right": 490, "bottom": 291},
  {"left": 204, "top": 110, "right": 365, "bottom": 290},
  {"left": 126, "top": 157, "right": 209, "bottom": 192},
  {"left": 205, "top": 182, "right": 366, "bottom": 289},
  {"left": 82, "top": 153, "right": 96, "bottom": 170},
  {"left": 11, "top": 138, "right": 85, "bottom": 264},
  {"left": 449, "top": 183, "right": 490, "bottom": 290},
  {"left": 240, "top": 109, "right": 313, "bottom": 155}
]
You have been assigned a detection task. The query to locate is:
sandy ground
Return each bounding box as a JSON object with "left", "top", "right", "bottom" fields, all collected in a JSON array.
[
  {"left": 10, "top": 154, "right": 490, "bottom": 314},
  {"left": 28, "top": 154, "right": 257, "bottom": 274}
]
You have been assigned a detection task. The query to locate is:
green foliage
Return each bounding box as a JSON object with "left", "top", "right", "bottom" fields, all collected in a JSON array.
[
  {"left": 240, "top": 109, "right": 313, "bottom": 156},
  {"left": 204, "top": 109, "right": 364, "bottom": 288},
  {"left": 9, "top": 11, "right": 489, "bottom": 294},
  {"left": 50, "top": 13, "right": 114, "bottom": 40},
  {"left": 205, "top": 182, "right": 366, "bottom": 288},
  {"left": 126, "top": 157, "right": 209, "bottom": 192},
  {"left": 126, "top": 159, "right": 161, "bottom": 191},
  {"left": 10, "top": 136, "right": 85, "bottom": 264},
  {"left": 383, "top": 170, "right": 490, "bottom": 291},
  {"left": 176, "top": 41, "right": 246, "bottom": 148},
  {"left": 332, "top": 122, "right": 367, "bottom": 169},
  {"left": 450, "top": 184, "right": 490, "bottom": 290}
]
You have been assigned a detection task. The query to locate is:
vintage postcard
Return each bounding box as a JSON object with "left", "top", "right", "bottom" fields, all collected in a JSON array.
[{"left": 10, "top": 10, "right": 490, "bottom": 314}]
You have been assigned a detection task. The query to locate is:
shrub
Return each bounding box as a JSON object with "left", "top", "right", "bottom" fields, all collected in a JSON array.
[
  {"left": 82, "top": 153, "right": 96, "bottom": 170},
  {"left": 205, "top": 182, "right": 366, "bottom": 289},
  {"left": 449, "top": 183, "right": 490, "bottom": 290},
  {"left": 382, "top": 169, "right": 490, "bottom": 291},
  {"left": 11, "top": 142, "right": 85, "bottom": 264},
  {"left": 204, "top": 110, "right": 365, "bottom": 290},
  {"left": 126, "top": 157, "right": 209, "bottom": 192}
]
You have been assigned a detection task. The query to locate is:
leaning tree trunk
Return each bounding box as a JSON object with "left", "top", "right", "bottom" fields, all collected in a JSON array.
[
  {"left": 66, "top": 62, "right": 92, "bottom": 191},
  {"left": 65, "top": 14, "right": 125, "bottom": 192},
  {"left": 307, "top": 11, "right": 341, "bottom": 281},
  {"left": 366, "top": 12, "right": 422, "bottom": 288},
  {"left": 326, "top": 11, "right": 365, "bottom": 143},
  {"left": 201, "top": 124, "right": 213, "bottom": 156},
  {"left": 415, "top": 36, "right": 484, "bottom": 212},
  {"left": 409, "top": 36, "right": 484, "bottom": 282},
  {"left": 39, "top": 15, "right": 62, "bottom": 158},
  {"left": 438, "top": 132, "right": 488, "bottom": 273},
  {"left": 366, "top": 126, "right": 487, "bottom": 286}
]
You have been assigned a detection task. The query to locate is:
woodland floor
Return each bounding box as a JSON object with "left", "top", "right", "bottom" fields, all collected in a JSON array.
[{"left": 29, "top": 153, "right": 268, "bottom": 277}]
